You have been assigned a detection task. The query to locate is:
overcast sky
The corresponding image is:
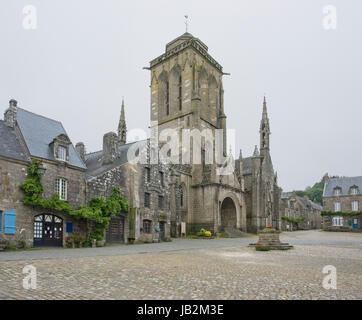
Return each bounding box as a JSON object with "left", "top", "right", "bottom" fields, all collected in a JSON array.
[{"left": 0, "top": 0, "right": 361, "bottom": 191}]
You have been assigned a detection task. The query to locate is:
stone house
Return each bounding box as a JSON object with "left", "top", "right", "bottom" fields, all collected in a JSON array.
[
  {"left": 322, "top": 175, "right": 362, "bottom": 231},
  {"left": 0, "top": 100, "right": 87, "bottom": 247},
  {"left": 83, "top": 101, "right": 171, "bottom": 244},
  {"left": 279, "top": 192, "right": 322, "bottom": 231}
]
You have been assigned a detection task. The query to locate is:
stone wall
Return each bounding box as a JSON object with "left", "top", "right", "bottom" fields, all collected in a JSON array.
[{"left": 86, "top": 161, "right": 171, "bottom": 243}]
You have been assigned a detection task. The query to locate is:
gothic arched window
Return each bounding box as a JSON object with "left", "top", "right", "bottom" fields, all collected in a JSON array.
[
  {"left": 178, "top": 75, "right": 182, "bottom": 111},
  {"left": 158, "top": 71, "right": 169, "bottom": 119},
  {"left": 169, "top": 65, "right": 182, "bottom": 115},
  {"left": 198, "top": 68, "right": 208, "bottom": 116},
  {"left": 209, "top": 76, "right": 219, "bottom": 118}
]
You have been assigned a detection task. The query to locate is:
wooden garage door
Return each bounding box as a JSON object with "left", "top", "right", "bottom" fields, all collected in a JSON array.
[{"left": 106, "top": 216, "right": 125, "bottom": 243}]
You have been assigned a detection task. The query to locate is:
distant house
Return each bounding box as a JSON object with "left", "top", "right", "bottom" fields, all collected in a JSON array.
[
  {"left": 280, "top": 192, "right": 322, "bottom": 231},
  {"left": 0, "top": 100, "right": 87, "bottom": 247},
  {"left": 322, "top": 175, "right": 362, "bottom": 231}
]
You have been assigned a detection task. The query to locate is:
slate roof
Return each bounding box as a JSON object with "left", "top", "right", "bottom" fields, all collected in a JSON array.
[
  {"left": 0, "top": 120, "right": 30, "bottom": 162},
  {"left": 281, "top": 192, "right": 323, "bottom": 211},
  {"left": 85, "top": 141, "right": 143, "bottom": 179},
  {"left": 241, "top": 157, "right": 253, "bottom": 175},
  {"left": 16, "top": 108, "right": 86, "bottom": 169},
  {"left": 324, "top": 176, "right": 362, "bottom": 197}
]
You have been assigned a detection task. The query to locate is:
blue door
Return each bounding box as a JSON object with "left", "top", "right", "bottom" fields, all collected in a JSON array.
[{"left": 353, "top": 218, "right": 358, "bottom": 229}]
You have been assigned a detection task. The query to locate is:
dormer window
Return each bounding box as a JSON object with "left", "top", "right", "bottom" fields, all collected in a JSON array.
[
  {"left": 52, "top": 134, "right": 71, "bottom": 163},
  {"left": 333, "top": 187, "right": 341, "bottom": 196},
  {"left": 58, "top": 146, "right": 66, "bottom": 161},
  {"left": 350, "top": 186, "right": 359, "bottom": 195}
]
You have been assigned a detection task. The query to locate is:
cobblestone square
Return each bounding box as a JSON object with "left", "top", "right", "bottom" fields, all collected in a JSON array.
[{"left": 0, "top": 231, "right": 361, "bottom": 300}]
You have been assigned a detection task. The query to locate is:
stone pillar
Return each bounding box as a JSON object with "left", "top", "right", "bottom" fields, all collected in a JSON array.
[
  {"left": 75, "top": 142, "right": 86, "bottom": 162},
  {"left": 4, "top": 99, "right": 18, "bottom": 128},
  {"left": 102, "top": 132, "right": 118, "bottom": 165}
]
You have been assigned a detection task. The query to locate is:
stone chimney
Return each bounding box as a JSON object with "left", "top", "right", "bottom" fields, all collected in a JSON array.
[
  {"left": 4, "top": 99, "right": 18, "bottom": 128},
  {"left": 102, "top": 132, "right": 118, "bottom": 165},
  {"left": 75, "top": 142, "right": 86, "bottom": 162}
]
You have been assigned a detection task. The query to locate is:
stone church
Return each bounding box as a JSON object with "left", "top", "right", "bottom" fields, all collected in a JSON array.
[
  {"left": 0, "top": 31, "right": 281, "bottom": 248},
  {"left": 145, "top": 32, "right": 280, "bottom": 235}
]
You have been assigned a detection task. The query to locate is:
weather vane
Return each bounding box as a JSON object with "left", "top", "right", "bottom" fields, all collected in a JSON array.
[{"left": 184, "top": 15, "right": 189, "bottom": 32}]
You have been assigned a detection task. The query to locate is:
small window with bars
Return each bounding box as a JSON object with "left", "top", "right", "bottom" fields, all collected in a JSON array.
[
  {"left": 158, "top": 195, "right": 164, "bottom": 209},
  {"left": 159, "top": 171, "right": 164, "bottom": 187},
  {"left": 145, "top": 167, "right": 151, "bottom": 182},
  {"left": 144, "top": 192, "right": 150, "bottom": 208},
  {"left": 55, "top": 178, "right": 68, "bottom": 200},
  {"left": 143, "top": 220, "right": 152, "bottom": 234}
]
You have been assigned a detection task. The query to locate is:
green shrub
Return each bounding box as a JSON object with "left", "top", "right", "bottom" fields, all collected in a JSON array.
[
  {"left": 256, "top": 245, "right": 270, "bottom": 251},
  {"left": 65, "top": 235, "right": 85, "bottom": 248},
  {"left": 17, "top": 240, "right": 27, "bottom": 249}
]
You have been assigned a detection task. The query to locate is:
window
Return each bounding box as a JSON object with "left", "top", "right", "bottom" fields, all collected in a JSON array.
[
  {"left": 332, "top": 216, "right": 343, "bottom": 227},
  {"left": 144, "top": 192, "right": 150, "bottom": 208},
  {"left": 143, "top": 220, "right": 152, "bottom": 234},
  {"left": 158, "top": 195, "right": 164, "bottom": 209},
  {"left": 57, "top": 146, "right": 67, "bottom": 161},
  {"left": 33, "top": 216, "right": 43, "bottom": 238},
  {"left": 352, "top": 201, "right": 359, "bottom": 211},
  {"left": 166, "top": 81, "right": 170, "bottom": 116},
  {"left": 334, "top": 202, "right": 341, "bottom": 212},
  {"left": 55, "top": 178, "right": 68, "bottom": 200},
  {"left": 0, "top": 211, "right": 2, "bottom": 232},
  {"left": 159, "top": 171, "right": 164, "bottom": 187},
  {"left": 334, "top": 187, "right": 341, "bottom": 196},
  {"left": 351, "top": 187, "right": 359, "bottom": 195},
  {"left": 178, "top": 75, "right": 182, "bottom": 111},
  {"left": 145, "top": 167, "right": 151, "bottom": 182},
  {"left": 180, "top": 187, "right": 184, "bottom": 207},
  {"left": 4, "top": 210, "right": 16, "bottom": 234}
]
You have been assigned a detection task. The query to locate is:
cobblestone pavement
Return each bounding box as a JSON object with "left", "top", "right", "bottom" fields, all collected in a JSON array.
[{"left": 0, "top": 231, "right": 361, "bottom": 300}]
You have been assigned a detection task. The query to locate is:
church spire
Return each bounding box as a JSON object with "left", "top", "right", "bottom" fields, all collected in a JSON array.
[
  {"left": 259, "top": 95, "right": 270, "bottom": 154},
  {"left": 118, "top": 98, "right": 127, "bottom": 146}
]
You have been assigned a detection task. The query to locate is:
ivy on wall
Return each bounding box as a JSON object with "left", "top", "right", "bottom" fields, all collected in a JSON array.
[
  {"left": 19, "top": 159, "right": 130, "bottom": 237},
  {"left": 321, "top": 211, "right": 362, "bottom": 216}
]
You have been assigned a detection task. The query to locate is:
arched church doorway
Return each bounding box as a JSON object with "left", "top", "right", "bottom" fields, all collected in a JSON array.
[{"left": 220, "top": 197, "right": 237, "bottom": 229}]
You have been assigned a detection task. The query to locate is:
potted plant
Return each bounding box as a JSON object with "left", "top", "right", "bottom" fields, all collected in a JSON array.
[{"left": 96, "top": 238, "right": 105, "bottom": 247}]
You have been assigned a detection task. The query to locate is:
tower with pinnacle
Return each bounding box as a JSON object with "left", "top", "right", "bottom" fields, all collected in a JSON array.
[
  {"left": 118, "top": 99, "right": 127, "bottom": 146},
  {"left": 259, "top": 96, "right": 270, "bottom": 157}
]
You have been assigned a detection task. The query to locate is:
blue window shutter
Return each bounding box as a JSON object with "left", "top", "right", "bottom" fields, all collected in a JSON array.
[
  {"left": 0, "top": 212, "right": 2, "bottom": 232},
  {"left": 66, "top": 222, "right": 73, "bottom": 233},
  {"left": 4, "top": 210, "right": 16, "bottom": 235}
]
